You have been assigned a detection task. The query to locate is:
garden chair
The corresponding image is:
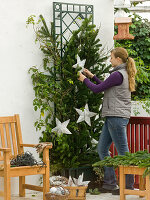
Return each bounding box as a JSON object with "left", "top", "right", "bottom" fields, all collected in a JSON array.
[{"left": 0, "top": 114, "right": 52, "bottom": 200}]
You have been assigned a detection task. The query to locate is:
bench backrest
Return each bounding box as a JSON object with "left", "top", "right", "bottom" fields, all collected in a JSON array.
[
  {"left": 110, "top": 116, "right": 150, "bottom": 156},
  {"left": 127, "top": 116, "right": 150, "bottom": 153},
  {"left": 0, "top": 114, "right": 24, "bottom": 161}
]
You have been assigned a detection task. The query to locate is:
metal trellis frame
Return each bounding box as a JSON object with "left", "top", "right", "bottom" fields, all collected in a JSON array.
[{"left": 53, "top": 2, "right": 94, "bottom": 57}]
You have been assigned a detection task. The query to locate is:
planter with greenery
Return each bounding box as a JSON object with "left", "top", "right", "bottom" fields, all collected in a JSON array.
[
  {"left": 27, "top": 15, "right": 110, "bottom": 174},
  {"left": 93, "top": 150, "right": 150, "bottom": 178}
]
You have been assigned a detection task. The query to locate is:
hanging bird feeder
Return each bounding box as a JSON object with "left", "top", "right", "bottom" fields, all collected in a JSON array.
[
  {"left": 113, "top": 0, "right": 134, "bottom": 40},
  {"left": 113, "top": 17, "right": 134, "bottom": 40}
]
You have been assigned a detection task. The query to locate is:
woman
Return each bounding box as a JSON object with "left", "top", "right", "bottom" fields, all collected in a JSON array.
[{"left": 78, "top": 47, "right": 137, "bottom": 195}]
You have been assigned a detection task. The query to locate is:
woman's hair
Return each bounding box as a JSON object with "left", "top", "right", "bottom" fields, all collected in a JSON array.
[{"left": 111, "top": 47, "right": 137, "bottom": 92}]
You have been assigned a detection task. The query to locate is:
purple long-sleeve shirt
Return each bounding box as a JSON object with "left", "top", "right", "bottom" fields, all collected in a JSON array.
[{"left": 83, "top": 72, "right": 123, "bottom": 93}]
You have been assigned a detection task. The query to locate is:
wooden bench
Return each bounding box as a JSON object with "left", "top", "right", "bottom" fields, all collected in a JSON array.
[
  {"left": 0, "top": 114, "right": 52, "bottom": 200},
  {"left": 110, "top": 116, "right": 150, "bottom": 188}
]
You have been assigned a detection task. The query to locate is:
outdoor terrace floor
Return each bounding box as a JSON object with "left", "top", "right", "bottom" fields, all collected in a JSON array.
[{"left": 9, "top": 192, "right": 146, "bottom": 200}]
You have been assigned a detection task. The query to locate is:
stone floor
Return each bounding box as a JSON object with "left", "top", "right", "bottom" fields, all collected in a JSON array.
[{"left": 9, "top": 192, "right": 146, "bottom": 200}]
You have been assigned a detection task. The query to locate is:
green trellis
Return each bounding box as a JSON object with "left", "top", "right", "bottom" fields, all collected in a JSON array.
[{"left": 53, "top": 2, "right": 94, "bottom": 57}]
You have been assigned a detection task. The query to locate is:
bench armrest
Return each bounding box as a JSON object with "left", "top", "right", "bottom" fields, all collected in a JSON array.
[
  {"left": 20, "top": 144, "right": 36, "bottom": 147},
  {"left": 20, "top": 142, "right": 52, "bottom": 149}
]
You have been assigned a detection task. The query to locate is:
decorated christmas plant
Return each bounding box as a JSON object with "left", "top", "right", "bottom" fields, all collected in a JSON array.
[{"left": 27, "top": 15, "right": 110, "bottom": 173}]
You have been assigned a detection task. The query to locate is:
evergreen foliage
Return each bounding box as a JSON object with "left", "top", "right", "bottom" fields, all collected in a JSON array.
[
  {"left": 93, "top": 150, "right": 150, "bottom": 178},
  {"left": 27, "top": 15, "right": 110, "bottom": 173}
]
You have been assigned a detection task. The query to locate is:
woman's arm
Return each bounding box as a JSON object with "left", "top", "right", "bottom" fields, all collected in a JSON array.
[
  {"left": 83, "top": 72, "right": 123, "bottom": 93},
  {"left": 92, "top": 75, "right": 103, "bottom": 84}
]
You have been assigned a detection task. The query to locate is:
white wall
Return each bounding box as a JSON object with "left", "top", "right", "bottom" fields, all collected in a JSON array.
[
  {"left": 135, "top": 1, "right": 150, "bottom": 21},
  {"left": 0, "top": 0, "right": 114, "bottom": 195},
  {"left": 131, "top": 101, "right": 150, "bottom": 117}
]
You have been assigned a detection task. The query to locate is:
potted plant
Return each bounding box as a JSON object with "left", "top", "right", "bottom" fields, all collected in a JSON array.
[{"left": 93, "top": 150, "right": 150, "bottom": 178}]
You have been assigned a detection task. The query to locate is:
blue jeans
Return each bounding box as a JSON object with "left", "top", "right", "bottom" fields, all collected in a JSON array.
[{"left": 97, "top": 116, "right": 134, "bottom": 190}]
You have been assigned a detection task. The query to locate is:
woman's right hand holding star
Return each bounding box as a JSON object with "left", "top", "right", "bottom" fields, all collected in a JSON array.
[{"left": 83, "top": 68, "right": 94, "bottom": 79}]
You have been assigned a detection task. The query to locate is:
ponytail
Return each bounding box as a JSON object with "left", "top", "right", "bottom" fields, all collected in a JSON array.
[
  {"left": 111, "top": 47, "right": 137, "bottom": 92},
  {"left": 126, "top": 57, "right": 137, "bottom": 92}
]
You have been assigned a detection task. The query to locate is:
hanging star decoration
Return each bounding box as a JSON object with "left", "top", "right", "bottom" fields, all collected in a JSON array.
[
  {"left": 75, "top": 104, "right": 97, "bottom": 126},
  {"left": 51, "top": 118, "right": 72, "bottom": 135},
  {"left": 72, "top": 54, "right": 86, "bottom": 73}
]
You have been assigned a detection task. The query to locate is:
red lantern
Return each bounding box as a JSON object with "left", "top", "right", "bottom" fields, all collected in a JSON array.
[{"left": 113, "top": 17, "right": 134, "bottom": 40}]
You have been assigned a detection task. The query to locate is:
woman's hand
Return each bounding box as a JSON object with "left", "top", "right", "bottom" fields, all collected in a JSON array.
[
  {"left": 83, "top": 68, "right": 94, "bottom": 79},
  {"left": 78, "top": 72, "right": 86, "bottom": 82}
]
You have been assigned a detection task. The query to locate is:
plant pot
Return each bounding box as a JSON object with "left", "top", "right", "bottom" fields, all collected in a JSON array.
[{"left": 60, "top": 166, "right": 103, "bottom": 191}]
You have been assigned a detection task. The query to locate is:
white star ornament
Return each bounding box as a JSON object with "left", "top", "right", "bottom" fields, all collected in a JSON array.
[
  {"left": 75, "top": 104, "right": 97, "bottom": 126},
  {"left": 51, "top": 118, "right": 72, "bottom": 135},
  {"left": 72, "top": 54, "right": 86, "bottom": 73}
]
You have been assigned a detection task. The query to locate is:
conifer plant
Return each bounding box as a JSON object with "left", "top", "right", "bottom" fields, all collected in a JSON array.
[{"left": 27, "top": 15, "right": 110, "bottom": 173}]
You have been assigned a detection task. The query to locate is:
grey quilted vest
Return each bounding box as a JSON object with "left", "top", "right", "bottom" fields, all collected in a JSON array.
[{"left": 101, "top": 63, "right": 131, "bottom": 118}]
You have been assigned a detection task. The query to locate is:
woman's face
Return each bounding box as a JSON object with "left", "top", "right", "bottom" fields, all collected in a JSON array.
[{"left": 110, "top": 52, "right": 121, "bottom": 67}]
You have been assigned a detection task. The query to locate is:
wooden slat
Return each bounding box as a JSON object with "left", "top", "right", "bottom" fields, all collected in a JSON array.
[
  {"left": 123, "top": 166, "right": 145, "bottom": 175},
  {"left": 140, "top": 124, "right": 144, "bottom": 151},
  {"left": 0, "top": 156, "right": 4, "bottom": 161},
  {"left": 139, "top": 175, "right": 145, "bottom": 191},
  {"left": 0, "top": 165, "right": 46, "bottom": 177},
  {"left": 10, "top": 123, "right": 17, "bottom": 156},
  {"left": 134, "top": 118, "right": 140, "bottom": 191},
  {"left": 131, "top": 124, "right": 135, "bottom": 153},
  {"left": 0, "top": 124, "right": 6, "bottom": 148},
  {"left": 0, "top": 148, "right": 11, "bottom": 152},
  {"left": 124, "top": 189, "right": 145, "bottom": 196},
  {"left": 144, "top": 125, "right": 148, "bottom": 150},
  {"left": 20, "top": 143, "right": 52, "bottom": 148},
  {"left": 4, "top": 150, "right": 11, "bottom": 200},
  {"left": 10, "top": 166, "right": 45, "bottom": 177},
  {"left": 24, "top": 184, "right": 43, "bottom": 191},
  {"left": 19, "top": 176, "right": 25, "bottom": 196},
  {"left": 146, "top": 174, "right": 150, "bottom": 199},
  {"left": 15, "top": 114, "right": 24, "bottom": 154},
  {"left": 0, "top": 116, "right": 16, "bottom": 124},
  {"left": 43, "top": 147, "right": 50, "bottom": 197},
  {"left": 0, "top": 124, "right": 5, "bottom": 160},
  {"left": 129, "top": 117, "right": 150, "bottom": 125},
  {"left": 20, "top": 144, "right": 37, "bottom": 147},
  {"left": 5, "top": 123, "right": 12, "bottom": 157},
  {"left": 119, "top": 166, "right": 125, "bottom": 200},
  {"left": 135, "top": 124, "right": 139, "bottom": 152},
  {"left": 0, "top": 191, "right": 4, "bottom": 196}
]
